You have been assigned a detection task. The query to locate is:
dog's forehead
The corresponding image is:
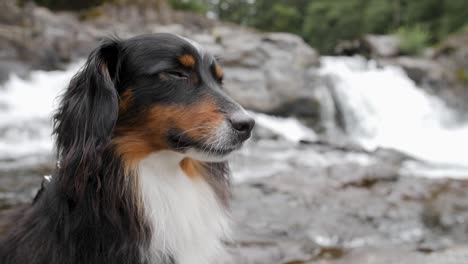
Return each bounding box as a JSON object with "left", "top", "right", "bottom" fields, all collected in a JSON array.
[
  {"left": 177, "top": 35, "right": 205, "bottom": 56},
  {"left": 124, "top": 34, "right": 220, "bottom": 74},
  {"left": 127, "top": 34, "right": 207, "bottom": 58},
  {"left": 177, "top": 35, "right": 218, "bottom": 66}
]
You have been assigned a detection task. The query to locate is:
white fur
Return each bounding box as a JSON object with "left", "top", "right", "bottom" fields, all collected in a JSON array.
[
  {"left": 185, "top": 121, "right": 236, "bottom": 163},
  {"left": 139, "top": 151, "right": 231, "bottom": 264}
]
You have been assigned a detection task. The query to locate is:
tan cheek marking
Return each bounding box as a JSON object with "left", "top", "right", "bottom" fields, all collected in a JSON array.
[
  {"left": 214, "top": 64, "right": 223, "bottom": 80},
  {"left": 113, "top": 131, "right": 155, "bottom": 168},
  {"left": 114, "top": 98, "right": 224, "bottom": 166},
  {"left": 119, "top": 89, "right": 134, "bottom": 114},
  {"left": 180, "top": 158, "right": 205, "bottom": 178},
  {"left": 174, "top": 99, "right": 224, "bottom": 140},
  {"left": 114, "top": 107, "right": 171, "bottom": 167},
  {"left": 178, "top": 54, "right": 196, "bottom": 68}
]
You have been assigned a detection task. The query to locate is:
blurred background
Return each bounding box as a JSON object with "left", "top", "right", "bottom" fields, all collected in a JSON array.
[{"left": 1, "top": 0, "right": 468, "bottom": 263}]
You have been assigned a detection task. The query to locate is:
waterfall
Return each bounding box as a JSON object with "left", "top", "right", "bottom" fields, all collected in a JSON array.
[
  {"left": 1, "top": 57, "right": 467, "bottom": 173},
  {"left": 321, "top": 56, "right": 468, "bottom": 168},
  {"left": 0, "top": 62, "right": 83, "bottom": 160}
]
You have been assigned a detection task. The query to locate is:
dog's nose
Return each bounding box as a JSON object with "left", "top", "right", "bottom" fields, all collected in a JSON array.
[{"left": 228, "top": 111, "right": 255, "bottom": 139}]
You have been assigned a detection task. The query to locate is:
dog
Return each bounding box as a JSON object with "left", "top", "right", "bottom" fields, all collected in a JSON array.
[{"left": 0, "top": 33, "right": 254, "bottom": 264}]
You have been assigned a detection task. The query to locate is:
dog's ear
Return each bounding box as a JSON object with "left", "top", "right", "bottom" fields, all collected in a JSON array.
[{"left": 53, "top": 38, "right": 121, "bottom": 199}]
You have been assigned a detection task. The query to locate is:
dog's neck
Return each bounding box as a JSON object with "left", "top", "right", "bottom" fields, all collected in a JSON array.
[{"left": 138, "top": 151, "right": 231, "bottom": 264}]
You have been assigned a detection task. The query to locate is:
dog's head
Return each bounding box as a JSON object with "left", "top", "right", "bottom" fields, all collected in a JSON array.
[{"left": 54, "top": 34, "right": 254, "bottom": 172}]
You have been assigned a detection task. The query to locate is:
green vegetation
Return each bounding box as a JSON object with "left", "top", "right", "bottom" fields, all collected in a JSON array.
[
  {"left": 30, "top": 0, "right": 468, "bottom": 54},
  {"left": 302, "top": 1, "right": 367, "bottom": 53},
  {"left": 168, "top": 0, "right": 207, "bottom": 13},
  {"left": 396, "top": 25, "right": 431, "bottom": 55},
  {"left": 457, "top": 68, "right": 468, "bottom": 84},
  {"left": 171, "top": 0, "right": 468, "bottom": 54}
]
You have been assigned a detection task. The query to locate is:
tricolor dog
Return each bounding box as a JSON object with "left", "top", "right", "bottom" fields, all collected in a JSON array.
[{"left": 0, "top": 33, "right": 254, "bottom": 264}]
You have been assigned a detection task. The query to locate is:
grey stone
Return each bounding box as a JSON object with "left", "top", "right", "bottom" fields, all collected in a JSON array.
[{"left": 363, "top": 34, "right": 400, "bottom": 58}]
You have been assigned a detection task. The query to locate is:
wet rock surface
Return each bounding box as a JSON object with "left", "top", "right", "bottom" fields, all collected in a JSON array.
[
  {"left": 2, "top": 134, "right": 468, "bottom": 263},
  {"left": 223, "top": 137, "right": 468, "bottom": 263}
]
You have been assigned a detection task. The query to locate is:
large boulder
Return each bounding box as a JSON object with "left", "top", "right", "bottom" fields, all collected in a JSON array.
[
  {"left": 0, "top": 4, "right": 100, "bottom": 74},
  {"left": 189, "top": 28, "right": 330, "bottom": 126},
  {"left": 362, "top": 34, "right": 400, "bottom": 58},
  {"left": 0, "top": 0, "right": 24, "bottom": 25},
  {"left": 432, "top": 31, "right": 468, "bottom": 114},
  {"left": 334, "top": 34, "right": 400, "bottom": 57}
]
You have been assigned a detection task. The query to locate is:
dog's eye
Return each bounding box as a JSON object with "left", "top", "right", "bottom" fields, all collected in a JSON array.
[{"left": 164, "top": 70, "right": 189, "bottom": 80}]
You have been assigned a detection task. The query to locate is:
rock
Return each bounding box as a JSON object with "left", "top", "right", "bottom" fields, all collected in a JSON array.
[
  {"left": 362, "top": 34, "right": 400, "bottom": 58},
  {"left": 334, "top": 39, "right": 367, "bottom": 56},
  {"left": 432, "top": 30, "right": 468, "bottom": 114},
  {"left": 0, "top": 5, "right": 99, "bottom": 77},
  {"left": 380, "top": 54, "right": 468, "bottom": 116},
  {"left": 334, "top": 35, "right": 400, "bottom": 57},
  {"left": 376, "top": 30, "right": 468, "bottom": 115},
  {"left": 422, "top": 181, "right": 468, "bottom": 242},
  {"left": 201, "top": 28, "right": 323, "bottom": 117},
  {"left": 2, "top": 136, "right": 468, "bottom": 263},
  {"left": 217, "top": 30, "right": 331, "bottom": 128},
  {"left": 0, "top": 0, "right": 24, "bottom": 25},
  {"left": 2, "top": 2, "right": 468, "bottom": 263},
  {"left": 225, "top": 139, "right": 468, "bottom": 263},
  {"left": 0, "top": 61, "right": 29, "bottom": 83},
  {"left": 0, "top": 2, "right": 330, "bottom": 122},
  {"left": 312, "top": 246, "right": 468, "bottom": 264},
  {"left": 386, "top": 57, "right": 445, "bottom": 85}
]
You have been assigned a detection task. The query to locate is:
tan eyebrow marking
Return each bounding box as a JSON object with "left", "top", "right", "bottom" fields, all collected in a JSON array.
[{"left": 178, "top": 54, "right": 196, "bottom": 68}]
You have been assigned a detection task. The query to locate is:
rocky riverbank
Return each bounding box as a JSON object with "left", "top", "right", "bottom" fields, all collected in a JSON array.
[
  {"left": 225, "top": 136, "right": 468, "bottom": 263},
  {"left": 1, "top": 1, "right": 468, "bottom": 263},
  {"left": 2, "top": 133, "right": 468, "bottom": 263},
  {"left": 2, "top": 0, "right": 468, "bottom": 123},
  {"left": 0, "top": 1, "right": 326, "bottom": 121}
]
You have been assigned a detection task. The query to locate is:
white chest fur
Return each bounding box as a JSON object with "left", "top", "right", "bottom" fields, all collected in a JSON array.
[{"left": 139, "top": 152, "right": 231, "bottom": 264}]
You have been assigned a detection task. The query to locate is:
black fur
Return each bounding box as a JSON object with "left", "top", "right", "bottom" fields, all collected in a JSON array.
[
  {"left": 0, "top": 37, "right": 159, "bottom": 264},
  {"left": 0, "top": 33, "right": 252, "bottom": 264}
]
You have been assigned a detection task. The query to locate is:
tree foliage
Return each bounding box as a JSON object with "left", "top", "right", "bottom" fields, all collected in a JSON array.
[
  {"left": 169, "top": 0, "right": 468, "bottom": 54},
  {"left": 397, "top": 25, "right": 431, "bottom": 55},
  {"left": 31, "top": 0, "right": 468, "bottom": 54},
  {"left": 168, "top": 0, "right": 207, "bottom": 13}
]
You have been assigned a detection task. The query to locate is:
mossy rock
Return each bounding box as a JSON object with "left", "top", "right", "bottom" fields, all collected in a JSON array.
[
  {"left": 456, "top": 68, "right": 468, "bottom": 84},
  {"left": 78, "top": 5, "right": 105, "bottom": 21}
]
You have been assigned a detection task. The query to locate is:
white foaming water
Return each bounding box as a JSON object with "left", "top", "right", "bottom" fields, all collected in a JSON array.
[
  {"left": 0, "top": 62, "right": 83, "bottom": 160},
  {"left": 1, "top": 57, "right": 468, "bottom": 176},
  {"left": 321, "top": 56, "right": 468, "bottom": 168},
  {"left": 250, "top": 112, "right": 318, "bottom": 142},
  {"left": 0, "top": 61, "right": 319, "bottom": 161}
]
